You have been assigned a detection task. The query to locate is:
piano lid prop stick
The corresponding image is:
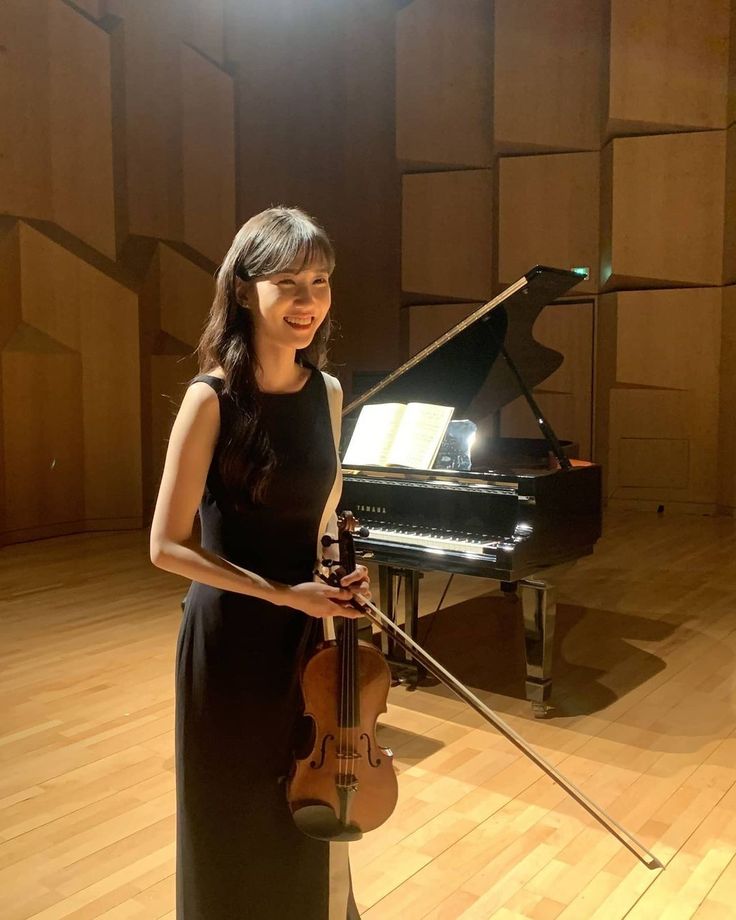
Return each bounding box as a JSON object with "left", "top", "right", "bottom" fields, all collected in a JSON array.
[{"left": 352, "top": 592, "right": 663, "bottom": 872}]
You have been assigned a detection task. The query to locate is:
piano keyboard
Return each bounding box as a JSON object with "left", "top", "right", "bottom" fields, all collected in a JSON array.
[{"left": 359, "top": 524, "right": 504, "bottom": 556}]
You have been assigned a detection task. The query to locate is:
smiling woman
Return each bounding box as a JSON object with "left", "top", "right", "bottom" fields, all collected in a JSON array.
[{"left": 148, "top": 207, "right": 368, "bottom": 920}]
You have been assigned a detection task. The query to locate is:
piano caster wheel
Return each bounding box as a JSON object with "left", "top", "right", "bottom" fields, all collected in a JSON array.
[{"left": 531, "top": 701, "right": 553, "bottom": 719}]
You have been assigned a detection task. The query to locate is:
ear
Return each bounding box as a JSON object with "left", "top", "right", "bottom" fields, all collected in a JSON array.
[{"left": 235, "top": 276, "right": 250, "bottom": 306}]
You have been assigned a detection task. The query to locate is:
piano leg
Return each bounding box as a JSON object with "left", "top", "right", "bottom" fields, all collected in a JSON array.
[
  {"left": 519, "top": 578, "right": 557, "bottom": 718},
  {"left": 377, "top": 565, "right": 425, "bottom": 688}
]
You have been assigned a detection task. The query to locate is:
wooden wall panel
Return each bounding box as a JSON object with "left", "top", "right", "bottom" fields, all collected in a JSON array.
[
  {"left": 602, "top": 132, "right": 727, "bottom": 289},
  {"left": 228, "top": 0, "right": 401, "bottom": 394},
  {"left": 719, "top": 285, "right": 736, "bottom": 510},
  {"left": 66, "top": 1, "right": 106, "bottom": 20},
  {"left": 5, "top": 223, "right": 141, "bottom": 542},
  {"left": 0, "top": 1, "right": 53, "bottom": 222},
  {"left": 338, "top": 2, "right": 401, "bottom": 386},
  {"left": 500, "top": 301, "right": 594, "bottom": 459},
  {"left": 498, "top": 152, "right": 599, "bottom": 293},
  {"left": 494, "top": 0, "right": 604, "bottom": 153},
  {"left": 49, "top": 0, "right": 116, "bottom": 259},
  {"left": 405, "top": 303, "right": 479, "bottom": 358},
  {"left": 0, "top": 225, "right": 22, "bottom": 539},
  {"left": 158, "top": 244, "right": 215, "bottom": 349},
  {"left": 726, "top": 123, "right": 736, "bottom": 284},
  {"left": 183, "top": 0, "right": 225, "bottom": 65},
  {"left": 608, "top": 0, "right": 732, "bottom": 134},
  {"left": 0, "top": 225, "right": 22, "bottom": 353},
  {"left": 396, "top": 0, "right": 493, "bottom": 168},
  {"left": 180, "top": 45, "right": 236, "bottom": 264},
  {"left": 2, "top": 344, "right": 85, "bottom": 539},
  {"left": 109, "top": 0, "right": 182, "bottom": 244},
  {"left": 79, "top": 273, "right": 141, "bottom": 525},
  {"left": 596, "top": 288, "right": 722, "bottom": 511},
  {"left": 402, "top": 170, "right": 494, "bottom": 299},
  {"left": 0, "top": 1, "right": 116, "bottom": 258},
  {"left": 730, "top": 0, "right": 736, "bottom": 125},
  {"left": 140, "top": 245, "right": 211, "bottom": 520},
  {"left": 109, "top": 1, "right": 235, "bottom": 263}
]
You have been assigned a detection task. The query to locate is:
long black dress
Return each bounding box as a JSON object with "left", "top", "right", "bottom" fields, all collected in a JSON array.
[{"left": 175, "top": 368, "right": 358, "bottom": 920}]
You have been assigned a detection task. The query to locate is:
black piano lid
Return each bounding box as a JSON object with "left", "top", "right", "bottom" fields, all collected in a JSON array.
[{"left": 342, "top": 265, "right": 584, "bottom": 422}]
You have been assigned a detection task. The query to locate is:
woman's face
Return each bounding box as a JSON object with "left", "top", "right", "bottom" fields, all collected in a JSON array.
[{"left": 239, "top": 263, "right": 332, "bottom": 351}]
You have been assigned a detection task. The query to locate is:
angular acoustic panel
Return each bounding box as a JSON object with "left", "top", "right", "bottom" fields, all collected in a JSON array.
[
  {"left": 596, "top": 288, "right": 722, "bottom": 511},
  {"left": 2, "top": 332, "right": 85, "bottom": 539},
  {"left": 0, "top": 225, "right": 22, "bottom": 349},
  {"left": 66, "top": 1, "right": 106, "bottom": 18},
  {"left": 183, "top": 0, "right": 225, "bottom": 65},
  {"left": 719, "top": 285, "right": 736, "bottom": 510},
  {"left": 0, "top": 2, "right": 51, "bottom": 221},
  {"left": 402, "top": 170, "right": 493, "bottom": 299},
  {"left": 500, "top": 300, "right": 594, "bottom": 459},
  {"left": 181, "top": 45, "right": 236, "bottom": 264},
  {"left": 494, "top": 0, "right": 604, "bottom": 153},
  {"left": 498, "top": 152, "right": 599, "bottom": 293},
  {"left": 1, "top": 223, "right": 141, "bottom": 542},
  {"left": 109, "top": 1, "right": 235, "bottom": 264},
  {"left": 726, "top": 124, "right": 736, "bottom": 283},
  {"left": 608, "top": 0, "right": 732, "bottom": 134},
  {"left": 109, "top": 1, "right": 183, "bottom": 243},
  {"left": 1, "top": 0, "right": 116, "bottom": 258},
  {"left": 405, "top": 302, "right": 480, "bottom": 359},
  {"left": 48, "top": 0, "right": 116, "bottom": 258},
  {"left": 601, "top": 132, "right": 727, "bottom": 290},
  {"left": 730, "top": 2, "right": 736, "bottom": 126},
  {"left": 396, "top": 0, "right": 493, "bottom": 168},
  {"left": 158, "top": 244, "right": 216, "bottom": 348},
  {"left": 141, "top": 244, "right": 213, "bottom": 520}
]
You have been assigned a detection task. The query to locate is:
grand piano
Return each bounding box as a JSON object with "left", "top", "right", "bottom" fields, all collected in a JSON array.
[{"left": 337, "top": 266, "right": 602, "bottom": 715}]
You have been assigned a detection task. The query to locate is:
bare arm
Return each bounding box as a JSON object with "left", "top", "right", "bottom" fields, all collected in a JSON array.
[{"left": 149, "top": 381, "right": 356, "bottom": 617}]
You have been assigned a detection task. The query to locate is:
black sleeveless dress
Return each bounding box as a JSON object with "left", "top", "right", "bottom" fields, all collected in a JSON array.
[{"left": 175, "top": 369, "right": 359, "bottom": 920}]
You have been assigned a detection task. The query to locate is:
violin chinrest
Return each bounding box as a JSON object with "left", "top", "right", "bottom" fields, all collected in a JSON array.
[{"left": 291, "top": 803, "right": 363, "bottom": 842}]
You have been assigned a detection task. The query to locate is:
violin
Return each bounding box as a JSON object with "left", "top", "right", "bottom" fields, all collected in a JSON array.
[
  {"left": 286, "top": 512, "right": 399, "bottom": 841},
  {"left": 289, "top": 511, "right": 662, "bottom": 871}
]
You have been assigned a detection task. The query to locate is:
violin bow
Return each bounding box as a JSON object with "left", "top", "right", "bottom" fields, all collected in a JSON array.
[{"left": 345, "top": 588, "right": 663, "bottom": 871}]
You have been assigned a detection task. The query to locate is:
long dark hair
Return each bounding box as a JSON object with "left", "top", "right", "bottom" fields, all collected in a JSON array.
[{"left": 194, "top": 206, "right": 336, "bottom": 509}]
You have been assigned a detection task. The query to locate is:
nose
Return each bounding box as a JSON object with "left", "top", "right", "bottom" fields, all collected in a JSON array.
[{"left": 294, "top": 283, "right": 316, "bottom": 306}]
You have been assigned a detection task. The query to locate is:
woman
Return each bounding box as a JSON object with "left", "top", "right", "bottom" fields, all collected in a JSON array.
[{"left": 149, "top": 206, "right": 370, "bottom": 919}]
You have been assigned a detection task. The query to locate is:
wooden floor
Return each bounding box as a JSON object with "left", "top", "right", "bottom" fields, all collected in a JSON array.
[{"left": 2, "top": 510, "right": 736, "bottom": 919}]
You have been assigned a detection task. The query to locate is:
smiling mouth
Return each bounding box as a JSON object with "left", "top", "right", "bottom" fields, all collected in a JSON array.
[{"left": 284, "top": 317, "right": 315, "bottom": 329}]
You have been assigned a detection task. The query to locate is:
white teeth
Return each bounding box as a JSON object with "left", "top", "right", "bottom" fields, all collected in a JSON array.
[{"left": 284, "top": 317, "right": 313, "bottom": 327}]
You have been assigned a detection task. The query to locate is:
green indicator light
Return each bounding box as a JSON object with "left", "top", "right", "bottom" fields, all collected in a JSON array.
[{"left": 572, "top": 266, "right": 590, "bottom": 279}]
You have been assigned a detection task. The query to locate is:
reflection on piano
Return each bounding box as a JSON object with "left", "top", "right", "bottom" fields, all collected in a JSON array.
[{"left": 338, "top": 266, "right": 602, "bottom": 715}]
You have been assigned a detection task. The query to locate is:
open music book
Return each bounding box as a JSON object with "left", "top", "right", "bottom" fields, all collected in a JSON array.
[{"left": 342, "top": 402, "right": 454, "bottom": 470}]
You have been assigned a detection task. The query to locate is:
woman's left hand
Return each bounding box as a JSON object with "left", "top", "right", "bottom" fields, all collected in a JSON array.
[{"left": 339, "top": 564, "right": 371, "bottom": 604}]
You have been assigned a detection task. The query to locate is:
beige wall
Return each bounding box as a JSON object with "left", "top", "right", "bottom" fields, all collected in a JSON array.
[
  {"left": 398, "top": 0, "right": 736, "bottom": 514},
  {"left": 0, "top": 0, "right": 399, "bottom": 544},
  {"left": 2, "top": 0, "right": 735, "bottom": 545}
]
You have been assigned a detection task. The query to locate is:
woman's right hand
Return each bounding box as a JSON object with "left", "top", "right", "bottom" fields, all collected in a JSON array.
[{"left": 285, "top": 580, "right": 363, "bottom": 620}]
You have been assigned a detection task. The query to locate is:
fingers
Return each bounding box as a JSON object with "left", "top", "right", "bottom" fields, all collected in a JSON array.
[{"left": 339, "top": 566, "right": 371, "bottom": 592}]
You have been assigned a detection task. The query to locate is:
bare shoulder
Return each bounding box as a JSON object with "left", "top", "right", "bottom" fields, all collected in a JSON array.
[{"left": 174, "top": 377, "right": 222, "bottom": 441}]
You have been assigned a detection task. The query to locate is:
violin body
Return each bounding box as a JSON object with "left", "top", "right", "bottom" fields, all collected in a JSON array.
[{"left": 287, "top": 634, "right": 398, "bottom": 841}]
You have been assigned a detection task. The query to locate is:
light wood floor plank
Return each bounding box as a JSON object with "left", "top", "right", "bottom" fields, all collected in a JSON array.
[{"left": 2, "top": 511, "right": 736, "bottom": 918}]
